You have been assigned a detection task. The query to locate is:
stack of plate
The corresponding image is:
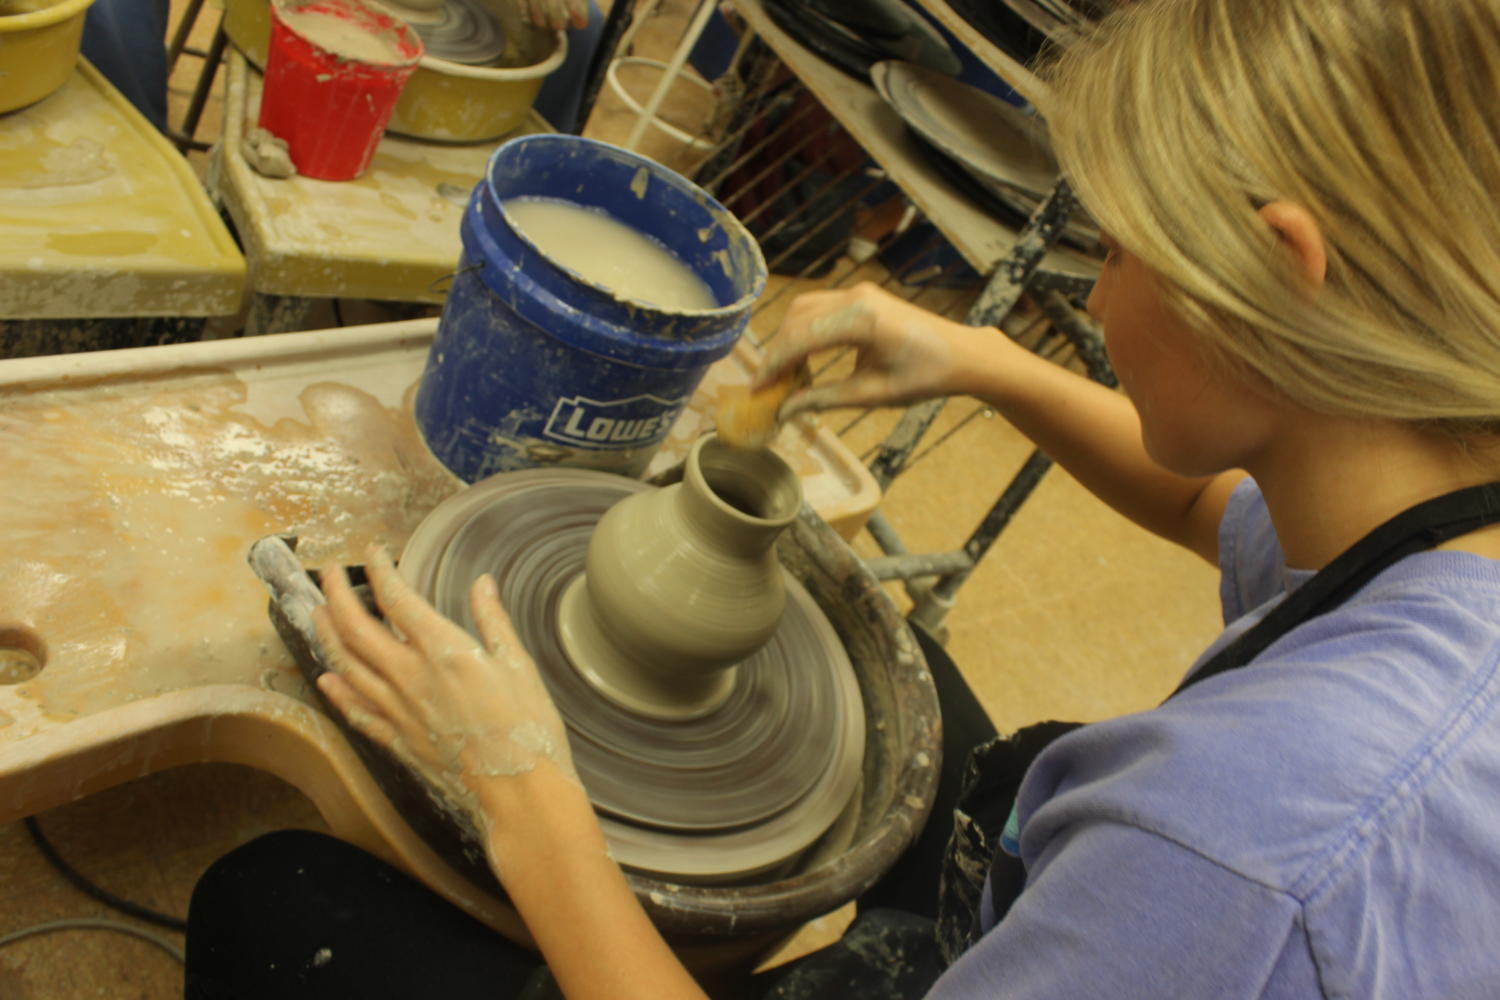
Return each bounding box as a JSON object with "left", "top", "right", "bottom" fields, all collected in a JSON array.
[
  {"left": 762, "top": 0, "right": 959, "bottom": 83},
  {"left": 872, "top": 59, "right": 1100, "bottom": 252}
]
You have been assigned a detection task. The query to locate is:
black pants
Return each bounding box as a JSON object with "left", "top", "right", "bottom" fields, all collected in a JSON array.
[{"left": 184, "top": 626, "right": 995, "bottom": 999}]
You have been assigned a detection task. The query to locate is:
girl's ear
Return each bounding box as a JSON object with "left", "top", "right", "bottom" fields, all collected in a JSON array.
[{"left": 1258, "top": 201, "right": 1327, "bottom": 291}]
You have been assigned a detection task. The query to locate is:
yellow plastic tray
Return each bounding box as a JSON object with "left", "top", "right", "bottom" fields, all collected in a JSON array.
[
  {"left": 0, "top": 59, "right": 245, "bottom": 319},
  {"left": 218, "top": 49, "right": 550, "bottom": 303}
]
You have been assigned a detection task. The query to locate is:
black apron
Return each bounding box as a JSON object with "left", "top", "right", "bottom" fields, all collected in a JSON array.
[{"left": 934, "top": 481, "right": 1500, "bottom": 962}]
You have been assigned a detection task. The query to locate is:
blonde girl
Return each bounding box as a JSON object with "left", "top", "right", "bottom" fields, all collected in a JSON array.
[{"left": 206, "top": 1, "right": 1500, "bottom": 998}]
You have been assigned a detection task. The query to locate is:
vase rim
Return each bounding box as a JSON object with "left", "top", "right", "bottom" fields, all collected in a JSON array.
[{"left": 687, "top": 434, "right": 802, "bottom": 527}]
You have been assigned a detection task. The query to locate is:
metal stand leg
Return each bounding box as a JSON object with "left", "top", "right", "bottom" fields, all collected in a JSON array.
[
  {"left": 575, "top": 0, "right": 640, "bottom": 134},
  {"left": 856, "top": 179, "right": 1111, "bottom": 638},
  {"left": 166, "top": 0, "right": 209, "bottom": 69},
  {"left": 170, "top": 23, "right": 229, "bottom": 153}
]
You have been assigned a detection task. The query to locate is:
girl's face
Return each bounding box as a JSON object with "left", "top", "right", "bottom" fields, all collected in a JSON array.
[{"left": 1088, "top": 237, "right": 1279, "bottom": 477}]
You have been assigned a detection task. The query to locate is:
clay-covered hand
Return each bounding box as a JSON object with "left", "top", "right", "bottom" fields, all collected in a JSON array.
[
  {"left": 313, "top": 547, "right": 577, "bottom": 829},
  {"left": 758, "top": 282, "right": 988, "bottom": 418},
  {"left": 526, "top": 0, "right": 588, "bottom": 31}
]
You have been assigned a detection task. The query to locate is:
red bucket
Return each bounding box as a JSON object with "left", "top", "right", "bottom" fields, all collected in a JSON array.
[{"left": 258, "top": 0, "right": 424, "bottom": 181}]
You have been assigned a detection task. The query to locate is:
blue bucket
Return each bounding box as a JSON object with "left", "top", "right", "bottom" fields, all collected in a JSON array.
[{"left": 415, "top": 135, "right": 768, "bottom": 482}]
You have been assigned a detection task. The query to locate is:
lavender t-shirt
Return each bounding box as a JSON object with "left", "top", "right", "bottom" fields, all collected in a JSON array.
[{"left": 926, "top": 479, "right": 1500, "bottom": 998}]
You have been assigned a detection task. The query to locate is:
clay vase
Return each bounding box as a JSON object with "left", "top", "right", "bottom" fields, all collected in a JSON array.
[{"left": 557, "top": 434, "right": 803, "bottom": 719}]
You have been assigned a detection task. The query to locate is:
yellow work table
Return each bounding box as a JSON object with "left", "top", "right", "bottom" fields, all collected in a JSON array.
[
  {"left": 0, "top": 318, "right": 879, "bottom": 938},
  {"left": 217, "top": 50, "right": 549, "bottom": 334},
  {"left": 0, "top": 58, "right": 245, "bottom": 356}
]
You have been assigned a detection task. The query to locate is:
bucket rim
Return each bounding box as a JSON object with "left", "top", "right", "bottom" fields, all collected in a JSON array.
[
  {"left": 482, "top": 134, "right": 769, "bottom": 318},
  {"left": 416, "top": 27, "right": 567, "bottom": 79},
  {"left": 271, "top": 0, "right": 425, "bottom": 69},
  {"left": 457, "top": 210, "right": 746, "bottom": 371}
]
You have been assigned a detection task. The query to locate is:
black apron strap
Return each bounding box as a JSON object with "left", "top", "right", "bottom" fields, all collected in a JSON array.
[
  {"left": 938, "top": 480, "right": 1500, "bottom": 958},
  {"left": 1174, "top": 481, "right": 1500, "bottom": 696}
]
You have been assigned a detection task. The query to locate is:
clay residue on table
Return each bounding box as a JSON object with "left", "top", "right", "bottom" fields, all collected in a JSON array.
[{"left": 0, "top": 370, "right": 461, "bottom": 733}]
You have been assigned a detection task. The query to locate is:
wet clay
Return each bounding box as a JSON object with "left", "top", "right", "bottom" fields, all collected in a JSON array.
[
  {"left": 0, "top": 371, "right": 460, "bottom": 727},
  {"left": 241, "top": 127, "right": 297, "bottom": 179},
  {"left": 557, "top": 435, "right": 803, "bottom": 720},
  {"left": 278, "top": 5, "right": 409, "bottom": 65},
  {"left": 503, "top": 196, "right": 718, "bottom": 312}
]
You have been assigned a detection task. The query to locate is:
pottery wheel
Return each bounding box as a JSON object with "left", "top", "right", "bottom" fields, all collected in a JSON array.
[
  {"left": 383, "top": 0, "right": 507, "bottom": 64},
  {"left": 400, "top": 468, "right": 866, "bottom": 881}
]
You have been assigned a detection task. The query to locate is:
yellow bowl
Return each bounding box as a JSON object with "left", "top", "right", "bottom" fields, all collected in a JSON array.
[
  {"left": 223, "top": 0, "right": 565, "bottom": 142},
  {"left": 385, "top": 37, "right": 565, "bottom": 142},
  {"left": 0, "top": 0, "right": 98, "bottom": 114}
]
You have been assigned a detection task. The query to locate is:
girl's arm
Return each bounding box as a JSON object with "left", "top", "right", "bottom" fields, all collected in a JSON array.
[
  {"left": 314, "top": 549, "right": 709, "bottom": 1000},
  {"left": 760, "top": 283, "right": 1242, "bottom": 563}
]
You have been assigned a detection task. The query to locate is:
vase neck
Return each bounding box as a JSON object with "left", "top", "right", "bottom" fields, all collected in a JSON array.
[{"left": 677, "top": 436, "right": 801, "bottom": 557}]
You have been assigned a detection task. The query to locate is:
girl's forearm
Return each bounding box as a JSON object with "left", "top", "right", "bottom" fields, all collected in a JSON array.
[{"left": 482, "top": 768, "right": 710, "bottom": 1000}]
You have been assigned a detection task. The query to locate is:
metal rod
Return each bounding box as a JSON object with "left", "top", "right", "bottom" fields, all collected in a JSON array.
[
  {"left": 623, "top": 0, "right": 717, "bottom": 150},
  {"left": 176, "top": 25, "right": 228, "bottom": 153},
  {"left": 863, "top": 550, "right": 972, "bottom": 581},
  {"left": 610, "top": 0, "right": 660, "bottom": 62},
  {"left": 863, "top": 179, "right": 1076, "bottom": 544},
  {"left": 166, "top": 0, "right": 208, "bottom": 71},
  {"left": 864, "top": 509, "right": 909, "bottom": 556},
  {"left": 686, "top": 84, "right": 796, "bottom": 181},
  {"left": 1039, "top": 289, "right": 1116, "bottom": 387},
  {"left": 706, "top": 101, "right": 823, "bottom": 198},
  {"left": 686, "top": 54, "right": 796, "bottom": 189},
  {"left": 737, "top": 147, "right": 836, "bottom": 227},
  {"left": 718, "top": 124, "right": 828, "bottom": 211},
  {"left": 754, "top": 158, "right": 866, "bottom": 250},
  {"left": 696, "top": 71, "right": 816, "bottom": 180},
  {"left": 925, "top": 448, "right": 1055, "bottom": 605},
  {"left": 867, "top": 399, "right": 945, "bottom": 489},
  {"left": 1027, "top": 267, "right": 1097, "bottom": 299},
  {"left": 574, "top": 0, "right": 639, "bottom": 133},
  {"left": 966, "top": 178, "right": 1078, "bottom": 328},
  {"left": 763, "top": 173, "right": 886, "bottom": 273}
]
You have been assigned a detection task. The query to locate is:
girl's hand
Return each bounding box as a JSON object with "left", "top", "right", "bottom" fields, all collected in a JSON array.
[
  {"left": 758, "top": 282, "right": 991, "bottom": 418},
  {"left": 313, "top": 546, "right": 577, "bottom": 833},
  {"left": 528, "top": 0, "right": 588, "bottom": 31}
]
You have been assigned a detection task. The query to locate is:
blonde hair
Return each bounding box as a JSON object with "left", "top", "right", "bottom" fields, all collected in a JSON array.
[{"left": 1041, "top": 0, "right": 1500, "bottom": 427}]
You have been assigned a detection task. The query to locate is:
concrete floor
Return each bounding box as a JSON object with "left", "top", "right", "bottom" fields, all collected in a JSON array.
[{"left": 0, "top": 1, "right": 1224, "bottom": 996}]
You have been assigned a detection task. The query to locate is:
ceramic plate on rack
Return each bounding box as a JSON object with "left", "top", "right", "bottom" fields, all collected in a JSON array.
[
  {"left": 907, "top": 128, "right": 1101, "bottom": 252},
  {"left": 1000, "top": 0, "right": 1080, "bottom": 41},
  {"left": 872, "top": 59, "right": 1057, "bottom": 200}
]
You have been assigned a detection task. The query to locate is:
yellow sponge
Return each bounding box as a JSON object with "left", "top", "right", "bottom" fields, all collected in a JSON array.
[{"left": 717, "top": 367, "right": 803, "bottom": 449}]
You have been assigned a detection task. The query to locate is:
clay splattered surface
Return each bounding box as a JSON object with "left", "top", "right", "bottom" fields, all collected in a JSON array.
[{"left": 0, "top": 368, "right": 460, "bottom": 735}]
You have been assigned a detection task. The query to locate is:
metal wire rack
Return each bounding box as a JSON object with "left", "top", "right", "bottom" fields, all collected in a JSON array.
[{"left": 645, "top": 38, "right": 1115, "bottom": 639}]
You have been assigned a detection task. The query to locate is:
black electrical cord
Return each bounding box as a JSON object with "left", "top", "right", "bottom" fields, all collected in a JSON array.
[{"left": 23, "top": 817, "right": 189, "bottom": 932}]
